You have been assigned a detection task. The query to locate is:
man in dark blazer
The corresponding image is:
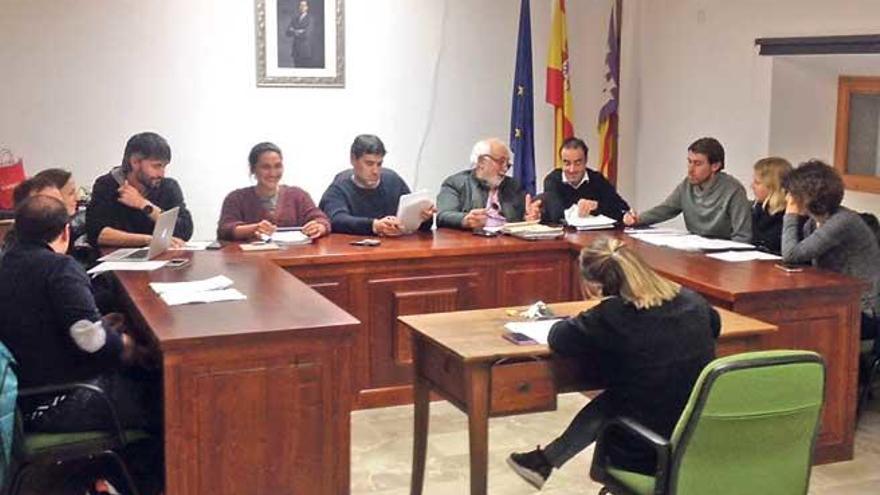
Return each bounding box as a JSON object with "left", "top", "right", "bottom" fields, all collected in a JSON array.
[{"left": 287, "top": 0, "right": 316, "bottom": 67}]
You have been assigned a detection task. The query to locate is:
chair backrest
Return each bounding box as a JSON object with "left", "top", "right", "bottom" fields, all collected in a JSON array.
[
  {"left": 0, "top": 343, "right": 17, "bottom": 487},
  {"left": 667, "top": 350, "right": 825, "bottom": 495}
]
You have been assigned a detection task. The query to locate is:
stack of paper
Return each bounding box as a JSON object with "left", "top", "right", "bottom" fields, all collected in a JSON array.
[
  {"left": 563, "top": 205, "right": 616, "bottom": 230},
  {"left": 150, "top": 275, "right": 247, "bottom": 306},
  {"left": 502, "top": 222, "right": 564, "bottom": 240},
  {"left": 503, "top": 319, "right": 562, "bottom": 345}
]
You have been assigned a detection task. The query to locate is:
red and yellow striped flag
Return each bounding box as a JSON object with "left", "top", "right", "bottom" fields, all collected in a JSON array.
[{"left": 546, "top": 0, "right": 574, "bottom": 169}]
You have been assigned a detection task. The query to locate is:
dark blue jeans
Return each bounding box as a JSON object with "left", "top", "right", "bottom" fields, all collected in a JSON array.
[{"left": 543, "top": 391, "right": 614, "bottom": 468}]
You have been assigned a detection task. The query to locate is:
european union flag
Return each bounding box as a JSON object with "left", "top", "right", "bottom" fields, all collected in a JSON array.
[{"left": 510, "top": 0, "right": 536, "bottom": 196}]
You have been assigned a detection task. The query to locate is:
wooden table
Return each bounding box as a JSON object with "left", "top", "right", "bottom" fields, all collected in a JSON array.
[
  {"left": 109, "top": 228, "right": 866, "bottom": 494},
  {"left": 114, "top": 250, "right": 359, "bottom": 495},
  {"left": 400, "top": 301, "right": 777, "bottom": 495}
]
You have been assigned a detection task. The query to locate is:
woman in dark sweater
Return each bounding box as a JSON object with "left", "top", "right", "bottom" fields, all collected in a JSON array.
[
  {"left": 750, "top": 157, "right": 792, "bottom": 254},
  {"left": 781, "top": 160, "right": 880, "bottom": 342},
  {"left": 507, "top": 237, "right": 720, "bottom": 489},
  {"left": 217, "top": 142, "right": 330, "bottom": 241}
]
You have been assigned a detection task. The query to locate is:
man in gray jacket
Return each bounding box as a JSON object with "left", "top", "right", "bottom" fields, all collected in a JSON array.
[
  {"left": 437, "top": 138, "right": 542, "bottom": 230},
  {"left": 624, "top": 137, "right": 752, "bottom": 242}
]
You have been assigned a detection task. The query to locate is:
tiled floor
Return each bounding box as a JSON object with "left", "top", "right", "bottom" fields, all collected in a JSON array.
[{"left": 352, "top": 393, "right": 880, "bottom": 494}]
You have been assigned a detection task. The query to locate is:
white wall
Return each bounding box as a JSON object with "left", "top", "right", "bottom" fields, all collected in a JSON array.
[
  {"left": 625, "top": 0, "right": 880, "bottom": 224},
  {"left": 0, "top": 0, "right": 620, "bottom": 238}
]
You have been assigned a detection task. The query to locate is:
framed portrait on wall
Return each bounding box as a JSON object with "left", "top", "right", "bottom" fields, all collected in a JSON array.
[{"left": 255, "top": 0, "right": 345, "bottom": 87}]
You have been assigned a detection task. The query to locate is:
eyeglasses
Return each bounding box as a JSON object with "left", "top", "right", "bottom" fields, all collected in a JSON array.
[{"left": 480, "top": 154, "right": 510, "bottom": 169}]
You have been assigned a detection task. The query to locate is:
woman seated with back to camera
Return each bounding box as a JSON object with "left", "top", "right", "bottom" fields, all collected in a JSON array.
[
  {"left": 750, "top": 157, "right": 792, "bottom": 254},
  {"left": 217, "top": 142, "right": 330, "bottom": 241},
  {"left": 781, "top": 159, "right": 880, "bottom": 342},
  {"left": 507, "top": 236, "right": 720, "bottom": 490}
]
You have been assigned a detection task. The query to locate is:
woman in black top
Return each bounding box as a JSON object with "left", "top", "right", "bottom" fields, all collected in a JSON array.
[
  {"left": 750, "top": 157, "right": 792, "bottom": 254},
  {"left": 507, "top": 237, "right": 720, "bottom": 489}
]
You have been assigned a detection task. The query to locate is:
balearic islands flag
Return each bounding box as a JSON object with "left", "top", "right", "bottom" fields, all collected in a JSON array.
[
  {"left": 598, "top": 0, "right": 622, "bottom": 184},
  {"left": 546, "top": 0, "right": 574, "bottom": 169}
]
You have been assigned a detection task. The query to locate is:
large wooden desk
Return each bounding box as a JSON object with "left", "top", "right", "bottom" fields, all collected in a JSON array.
[
  {"left": 115, "top": 251, "right": 359, "bottom": 495},
  {"left": 401, "top": 301, "right": 777, "bottom": 495},
  {"left": 112, "top": 228, "right": 865, "bottom": 494}
]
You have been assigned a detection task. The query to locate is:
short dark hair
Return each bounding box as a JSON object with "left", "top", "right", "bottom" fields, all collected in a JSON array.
[
  {"left": 12, "top": 176, "right": 57, "bottom": 207},
  {"left": 782, "top": 160, "right": 844, "bottom": 217},
  {"left": 688, "top": 137, "right": 725, "bottom": 168},
  {"left": 350, "top": 134, "right": 387, "bottom": 160},
  {"left": 34, "top": 168, "right": 73, "bottom": 190},
  {"left": 559, "top": 137, "right": 589, "bottom": 157},
  {"left": 121, "top": 132, "right": 171, "bottom": 173},
  {"left": 248, "top": 142, "right": 283, "bottom": 174},
  {"left": 14, "top": 195, "right": 69, "bottom": 244}
]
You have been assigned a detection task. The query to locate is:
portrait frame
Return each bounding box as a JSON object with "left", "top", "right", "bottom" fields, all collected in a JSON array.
[{"left": 255, "top": 0, "right": 345, "bottom": 88}]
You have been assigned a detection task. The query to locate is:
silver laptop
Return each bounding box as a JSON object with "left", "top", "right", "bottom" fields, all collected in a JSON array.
[{"left": 99, "top": 207, "right": 180, "bottom": 261}]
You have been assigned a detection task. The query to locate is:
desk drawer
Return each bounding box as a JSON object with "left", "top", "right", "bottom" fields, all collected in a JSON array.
[{"left": 490, "top": 360, "right": 557, "bottom": 416}]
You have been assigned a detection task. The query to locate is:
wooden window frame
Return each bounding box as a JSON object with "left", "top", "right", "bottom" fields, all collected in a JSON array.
[{"left": 834, "top": 75, "right": 880, "bottom": 194}]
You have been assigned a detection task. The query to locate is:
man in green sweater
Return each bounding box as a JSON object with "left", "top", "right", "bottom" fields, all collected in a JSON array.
[{"left": 623, "top": 137, "right": 752, "bottom": 242}]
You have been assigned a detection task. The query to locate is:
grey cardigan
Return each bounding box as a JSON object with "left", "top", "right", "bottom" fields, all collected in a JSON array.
[
  {"left": 436, "top": 170, "right": 527, "bottom": 229},
  {"left": 638, "top": 172, "right": 752, "bottom": 243},
  {"left": 782, "top": 207, "right": 880, "bottom": 315}
]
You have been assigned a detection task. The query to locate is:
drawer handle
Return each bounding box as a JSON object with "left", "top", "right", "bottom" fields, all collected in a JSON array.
[{"left": 517, "top": 382, "right": 532, "bottom": 393}]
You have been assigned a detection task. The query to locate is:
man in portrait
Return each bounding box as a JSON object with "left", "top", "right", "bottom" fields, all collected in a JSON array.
[{"left": 287, "top": 0, "right": 318, "bottom": 68}]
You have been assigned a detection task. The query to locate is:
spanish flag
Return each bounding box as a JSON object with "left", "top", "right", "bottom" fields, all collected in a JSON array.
[
  {"left": 546, "top": 0, "right": 574, "bottom": 169},
  {"left": 598, "top": 0, "right": 622, "bottom": 184}
]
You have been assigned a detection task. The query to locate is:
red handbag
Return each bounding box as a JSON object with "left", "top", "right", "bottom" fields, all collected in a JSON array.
[{"left": 0, "top": 149, "right": 25, "bottom": 210}]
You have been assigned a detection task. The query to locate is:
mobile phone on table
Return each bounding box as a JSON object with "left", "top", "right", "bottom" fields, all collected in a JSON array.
[
  {"left": 503, "top": 331, "right": 539, "bottom": 346},
  {"left": 167, "top": 258, "right": 190, "bottom": 268},
  {"left": 206, "top": 241, "right": 223, "bottom": 250},
  {"left": 350, "top": 239, "right": 381, "bottom": 247},
  {"left": 473, "top": 229, "right": 501, "bottom": 237},
  {"left": 774, "top": 263, "right": 803, "bottom": 273}
]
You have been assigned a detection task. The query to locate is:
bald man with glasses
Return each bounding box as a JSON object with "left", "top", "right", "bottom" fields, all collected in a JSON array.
[{"left": 436, "top": 138, "right": 541, "bottom": 230}]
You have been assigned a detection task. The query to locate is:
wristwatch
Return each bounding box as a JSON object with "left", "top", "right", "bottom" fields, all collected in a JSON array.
[{"left": 142, "top": 203, "right": 155, "bottom": 215}]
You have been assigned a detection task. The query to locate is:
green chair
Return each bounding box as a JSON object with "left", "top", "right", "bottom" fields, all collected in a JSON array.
[
  {"left": 590, "top": 350, "right": 825, "bottom": 495},
  {"left": 0, "top": 361, "right": 150, "bottom": 495}
]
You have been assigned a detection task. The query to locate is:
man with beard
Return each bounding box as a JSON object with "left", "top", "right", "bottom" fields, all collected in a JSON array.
[
  {"left": 437, "top": 137, "right": 542, "bottom": 230},
  {"left": 86, "top": 132, "right": 193, "bottom": 247}
]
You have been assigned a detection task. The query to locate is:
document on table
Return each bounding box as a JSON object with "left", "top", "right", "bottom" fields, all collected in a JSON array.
[
  {"left": 150, "top": 275, "right": 234, "bottom": 294},
  {"left": 396, "top": 190, "right": 434, "bottom": 233},
  {"left": 563, "top": 205, "right": 616, "bottom": 230},
  {"left": 150, "top": 275, "right": 247, "bottom": 306},
  {"left": 240, "top": 242, "right": 280, "bottom": 252},
  {"left": 159, "top": 288, "right": 247, "bottom": 306},
  {"left": 87, "top": 261, "right": 168, "bottom": 275},
  {"left": 629, "top": 233, "right": 754, "bottom": 252},
  {"left": 503, "top": 319, "right": 562, "bottom": 345},
  {"left": 706, "top": 250, "right": 781, "bottom": 262},
  {"left": 271, "top": 230, "right": 311, "bottom": 245}
]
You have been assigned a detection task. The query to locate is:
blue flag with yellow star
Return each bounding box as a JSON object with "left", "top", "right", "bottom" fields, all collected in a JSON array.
[{"left": 510, "top": 0, "right": 536, "bottom": 195}]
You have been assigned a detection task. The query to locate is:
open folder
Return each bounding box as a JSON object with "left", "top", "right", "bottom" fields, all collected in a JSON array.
[{"left": 396, "top": 190, "right": 434, "bottom": 233}]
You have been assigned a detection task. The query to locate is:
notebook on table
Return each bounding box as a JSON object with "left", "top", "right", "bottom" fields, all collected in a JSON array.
[{"left": 98, "top": 207, "right": 180, "bottom": 262}]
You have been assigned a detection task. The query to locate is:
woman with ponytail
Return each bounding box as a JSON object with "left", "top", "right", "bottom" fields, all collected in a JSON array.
[{"left": 507, "top": 237, "right": 720, "bottom": 489}]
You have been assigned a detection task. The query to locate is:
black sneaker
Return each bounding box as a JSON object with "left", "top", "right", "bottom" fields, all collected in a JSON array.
[{"left": 507, "top": 447, "right": 553, "bottom": 489}]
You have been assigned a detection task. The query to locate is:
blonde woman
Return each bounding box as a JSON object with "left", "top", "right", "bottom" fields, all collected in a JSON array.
[
  {"left": 751, "top": 157, "right": 793, "bottom": 254},
  {"left": 507, "top": 237, "right": 720, "bottom": 489}
]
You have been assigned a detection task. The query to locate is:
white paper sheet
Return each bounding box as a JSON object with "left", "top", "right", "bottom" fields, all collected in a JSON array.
[
  {"left": 396, "top": 190, "right": 434, "bottom": 233},
  {"left": 240, "top": 242, "right": 280, "bottom": 252},
  {"left": 271, "top": 230, "right": 311, "bottom": 245},
  {"left": 170, "top": 241, "right": 212, "bottom": 251},
  {"left": 629, "top": 233, "right": 754, "bottom": 251},
  {"left": 503, "top": 319, "right": 562, "bottom": 345},
  {"left": 706, "top": 250, "right": 781, "bottom": 262},
  {"left": 563, "top": 205, "right": 616, "bottom": 230},
  {"left": 87, "top": 261, "right": 168, "bottom": 275},
  {"left": 160, "top": 288, "right": 247, "bottom": 306},
  {"left": 150, "top": 275, "right": 235, "bottom": 295}
]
